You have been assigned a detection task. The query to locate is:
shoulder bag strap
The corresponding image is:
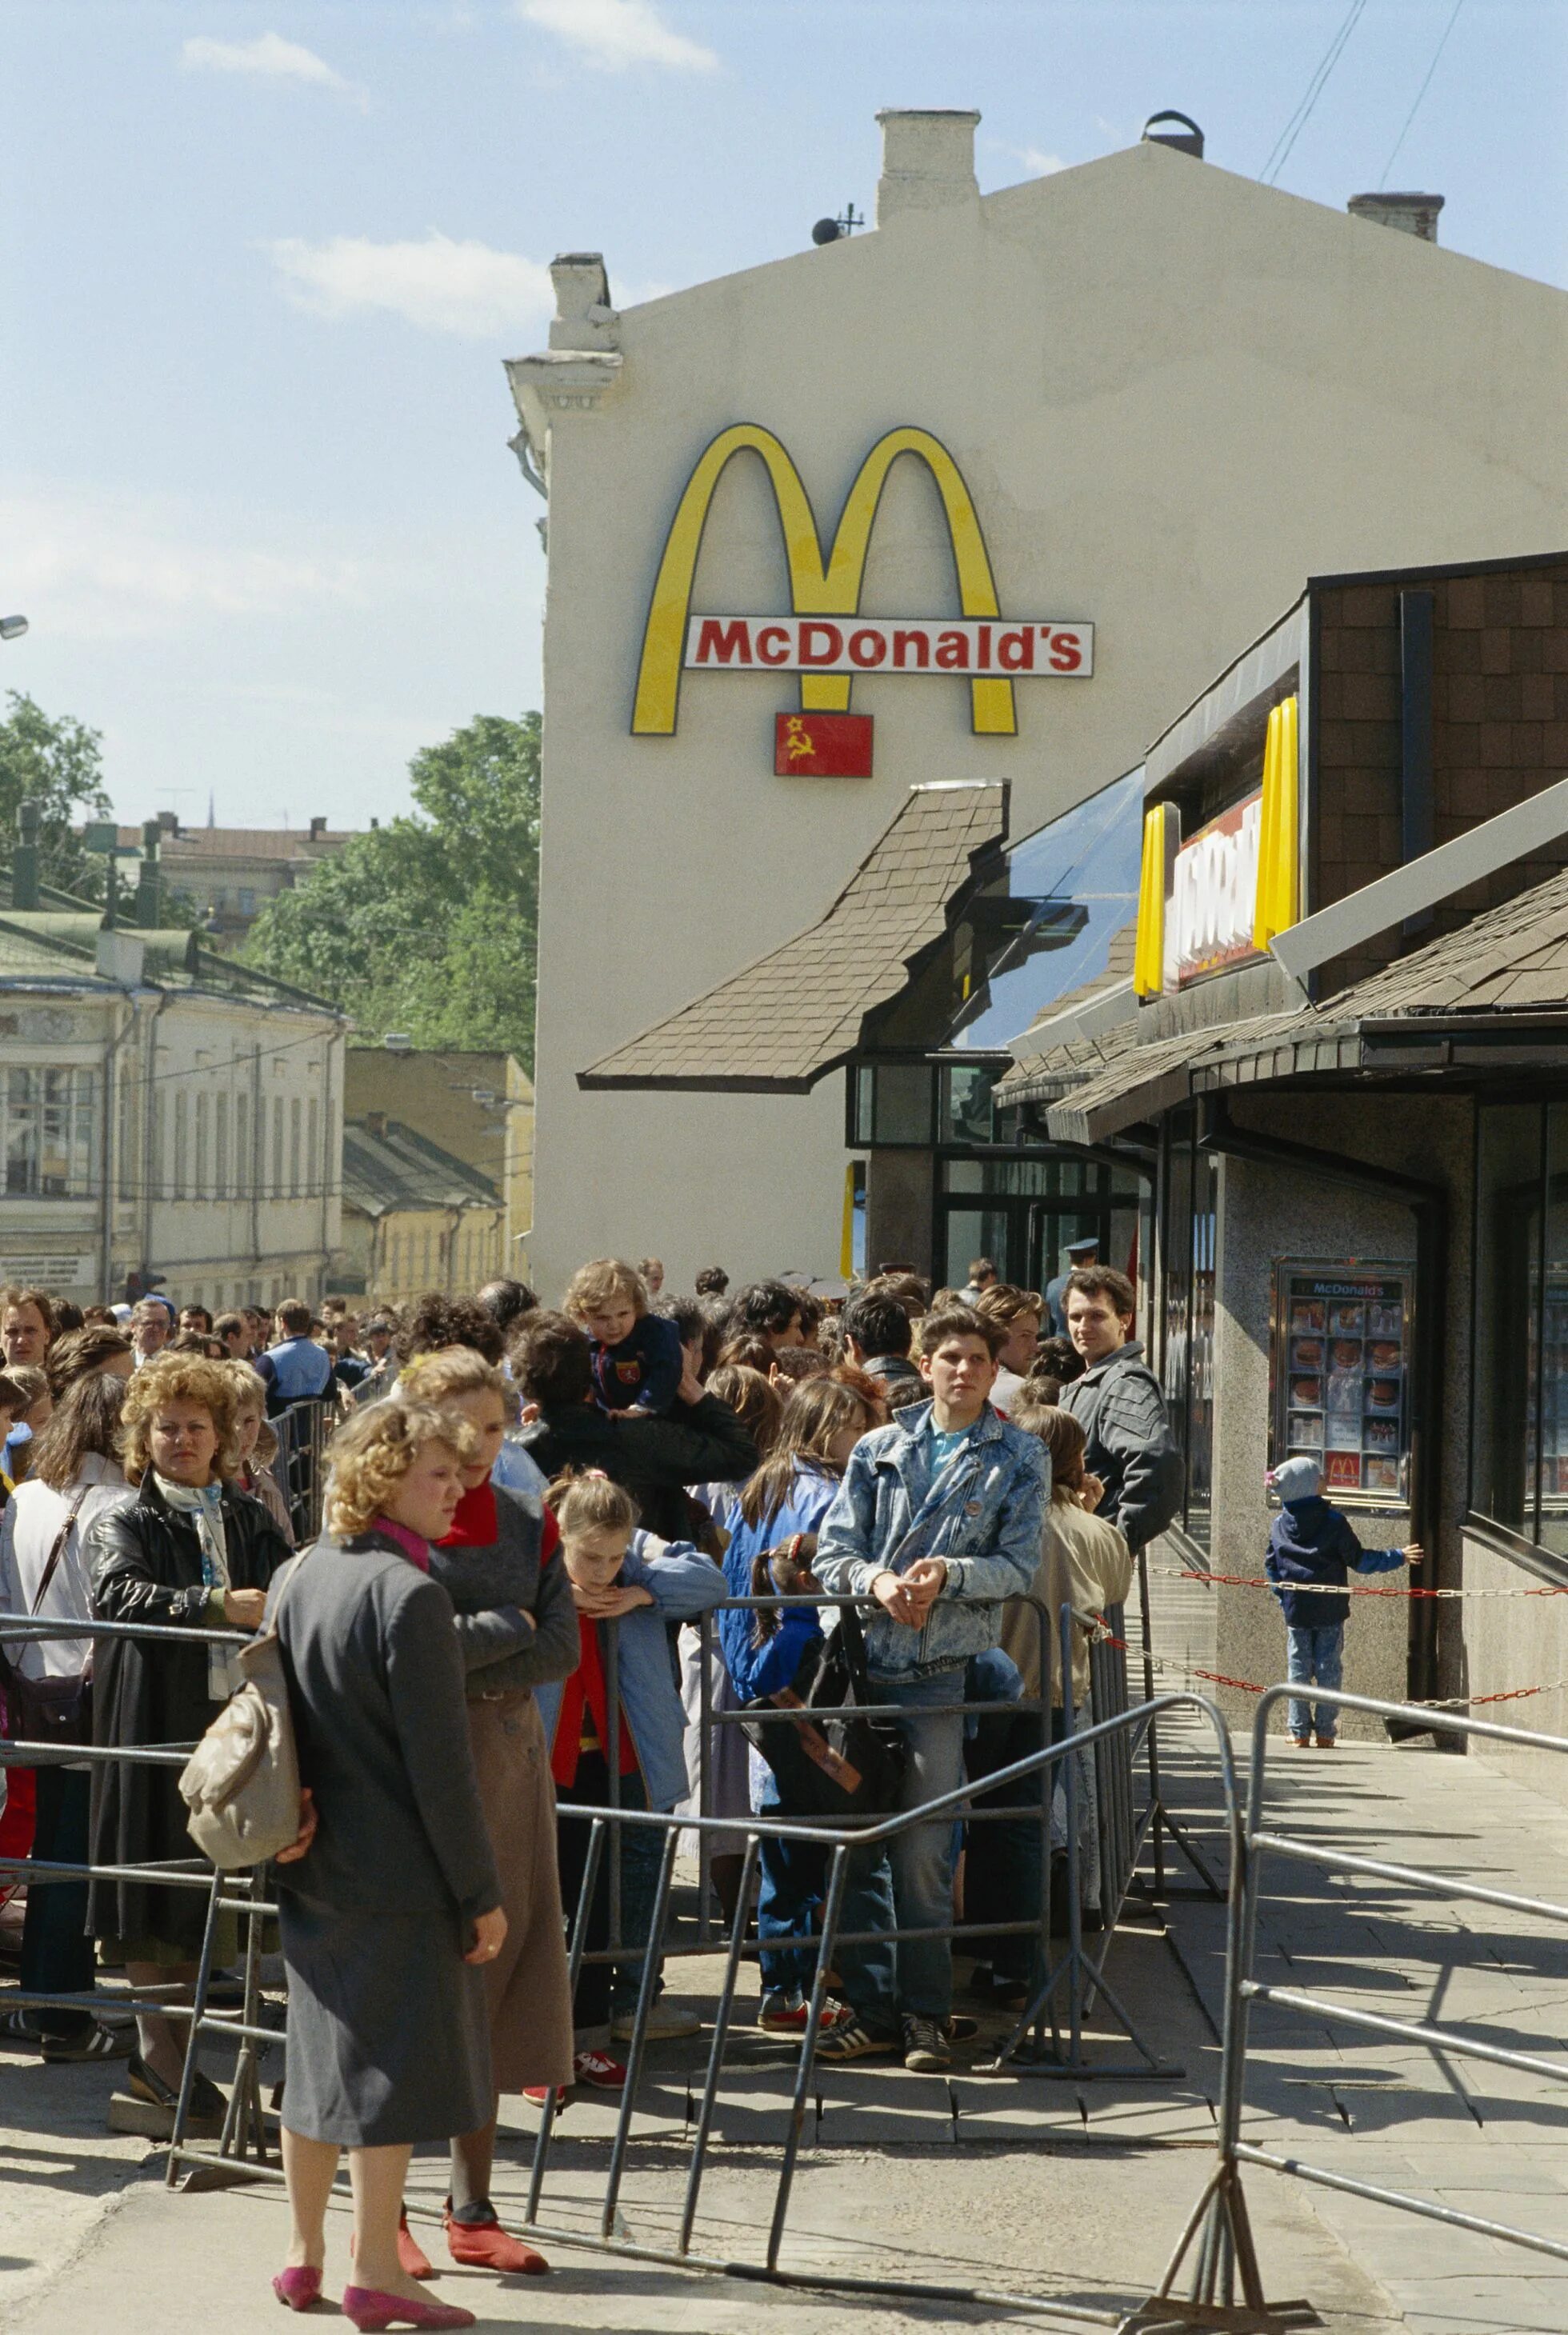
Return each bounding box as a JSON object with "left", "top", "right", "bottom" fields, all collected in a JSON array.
[{"left": 31, "top": 1489, "right": 89, "bottom": 1617}]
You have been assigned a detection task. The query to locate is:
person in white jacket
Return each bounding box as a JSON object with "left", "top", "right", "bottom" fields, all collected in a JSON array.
[{"left": 0, "top": 1372, "right": 134, "bottom": 2060}]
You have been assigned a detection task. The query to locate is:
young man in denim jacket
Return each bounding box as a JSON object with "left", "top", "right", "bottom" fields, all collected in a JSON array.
[{"left": 812, "top": 1305, "right": 1050, "bottom": 2071}]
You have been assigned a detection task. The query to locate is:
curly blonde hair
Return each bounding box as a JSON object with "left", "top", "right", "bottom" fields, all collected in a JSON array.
[
  {"left": 120, "top": 1355, "right": 243, "bottom": 1485},
  {"left": 562, "top": 1258, "right": 646, "bottom": 1325},
  {"left": 398, "top": 1347, "right": 506, "bottom": 1405},
  {"left": 325, "top": 1399, "right": 477, "bottom": 1538}
]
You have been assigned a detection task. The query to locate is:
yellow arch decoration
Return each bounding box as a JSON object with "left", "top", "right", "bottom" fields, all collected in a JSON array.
[{"left": 630, "top": 422, "right": 1016, "bottom": 737}]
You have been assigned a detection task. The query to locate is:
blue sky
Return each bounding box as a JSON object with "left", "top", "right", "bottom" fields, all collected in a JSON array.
[{"left": 3, "top": 1, "right": 1564, "bottom": 829}]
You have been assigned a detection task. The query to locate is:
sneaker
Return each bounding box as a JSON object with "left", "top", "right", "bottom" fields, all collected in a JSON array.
[
  {"left": 522, "top": 2083, "right": 568, "bottom": 2110},
  {"left": 945, "top": 2014, "right": 978, "bottom": 2043},
  {"left": 817, "top": 2015, "right": 898, "bottom": 2063},
  {"left": 42, "top": 2021, "right": 131, "bottom": 2064},
  {"left": 757, "top": 1990, "right": 849, "bottom": 2035},
  {"left": 610, "top": 2003, "right": 702, "bottom": 2041},
  {"left": 573, "top": 2048, "right": 626, "bottom": 2090},
  {"left": 902, "top": 2014, "right": 952, "bottom": 2073}
]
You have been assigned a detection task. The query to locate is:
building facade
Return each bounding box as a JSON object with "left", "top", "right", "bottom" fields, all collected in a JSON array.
[
  {"left": 117, "top": 815, "right": 355, "bottom": 949},
  {"left": 509, "top": 106, "right": 1568, "bottom": 1297},
  {"left": 0, "top": 910, "right": 345, "bottom": 1309},
  {"left": 344, "top": 1046, "right": 534, "bottom": 1276},
  {"left": 339, "top": 1112, "right": 505, "bottom": 1305}
]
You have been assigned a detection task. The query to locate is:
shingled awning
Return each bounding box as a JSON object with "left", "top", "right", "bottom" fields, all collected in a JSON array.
[
  {"left": 1039, "top": 860, "right": 1568, "bottom": 1145},
  {"left": 578, "top": 782, "right": 1007, "bottom": 1094}
]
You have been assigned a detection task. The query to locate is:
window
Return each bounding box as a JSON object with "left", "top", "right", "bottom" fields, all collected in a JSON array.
[
  {"left": 307, "top": 1097, "right": 319, "bottom": 1197},
  {"left": 118, "top": 1072, "right": 134, "bottom": 1200},
  {"left": 270, "top": 1098, "right": 284, "bottom": 1197},
  {"left": 850, "top": 1062, "right": 936, "bottom": 1148},
  {"left": 194, "top": 1092, "right": 210, "bottom": 1194},
  {"left": 1157, "top": 1105, "right": 1218, "bottom": 1552},
  {"left": 935, "top": 1153, "right": 1142, "bottom": 1297},
  {"left": 2, "top": 1068, "right": 99, "bottom": 1197},
  {"left": 289, "top": 1098, "right": 302, "bottom": 1196},
  {"left": 238, "top": 887, "right": 258, "bottom": 917},
  {"left": 215, "top": 1094, "right": 230, "bottom": 1196},
  {"left": 1471, "top": 1098, "right": 1568, "bottom": 1555},
  {"left": 151, "top": 1089, "right": 166, "bottom": 1199},
  {"left": 236, "top": 1092, "right": 250, "bottom": 1195},
  {"left": 174, "top": 1090, "right": 190, "bottom": 1197}
]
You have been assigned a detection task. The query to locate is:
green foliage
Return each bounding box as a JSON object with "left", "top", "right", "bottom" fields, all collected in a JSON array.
[
  {"left": 0, "top": 692, "right": 113, "bottom": 898},
  {"left": 244, "top": 711, "right": 542, "bottom": 1070}
]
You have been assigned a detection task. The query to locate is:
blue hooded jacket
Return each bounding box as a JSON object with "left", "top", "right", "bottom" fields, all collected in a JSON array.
[{"left": 1265, "top": 1496, "right": 1407, "bottom": 1628}]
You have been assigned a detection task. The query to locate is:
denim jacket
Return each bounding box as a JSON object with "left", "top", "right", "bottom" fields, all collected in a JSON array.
[
  {"left": 534, "top": 1529, "right": 725, "bottom": 1810},
  {"left": 814, "top": 1401, "right": 1050, "bottom": 1678}
]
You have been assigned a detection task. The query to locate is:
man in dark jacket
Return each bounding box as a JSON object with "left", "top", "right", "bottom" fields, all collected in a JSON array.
[
  {"left": 512, "top": 1312, "right": 758, "bottom": 1539},
  {"left": 839, "top": 1288, "right": 924, "bottom": 1413},
  {"left": 1058, "top": 1266, "right": 1182, "bottom": 1553}
]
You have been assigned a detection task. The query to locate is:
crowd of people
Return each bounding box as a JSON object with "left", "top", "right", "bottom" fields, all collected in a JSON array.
[{"left": 0, "top": 1257, "right": 1185, "bottom": 2330}]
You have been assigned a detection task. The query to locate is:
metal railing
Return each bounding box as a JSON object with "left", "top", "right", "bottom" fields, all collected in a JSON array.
[
  {"left": 270, "top": 1399, "right": 334, "bottom": 1544},
  {"left": 1156, "top": 1685, "right": 1568, "bottom": 2328}
]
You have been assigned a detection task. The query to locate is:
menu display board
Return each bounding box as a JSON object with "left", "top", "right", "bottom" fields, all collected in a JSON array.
[{"left": 1270, "top": 1261, "right": 1414, "bottom": 1506}]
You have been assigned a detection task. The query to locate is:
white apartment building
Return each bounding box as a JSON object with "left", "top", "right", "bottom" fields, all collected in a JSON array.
[{"left": 0, "top": 910, "right": 345, "bottom": 1309}]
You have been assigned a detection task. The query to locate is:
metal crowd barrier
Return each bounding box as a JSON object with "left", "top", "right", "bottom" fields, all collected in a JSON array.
[
  {"left": 165, "top": 1684, "right": 1241, "bottom": 2331},
  {"left": 270, "top": 1399, "right": 334, "bottom": 1543},
  {"left": 1156, "top": 1685, "right": 1568, "bottom": 2329}
]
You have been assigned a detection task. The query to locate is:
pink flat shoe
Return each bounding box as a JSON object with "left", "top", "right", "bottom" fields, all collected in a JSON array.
[
  {"left": 341, "top": 2289, "right": 475, "bottom": 2333},
  {"left": 271, "top": 2265, "right": 322, "bottom": 2310}
]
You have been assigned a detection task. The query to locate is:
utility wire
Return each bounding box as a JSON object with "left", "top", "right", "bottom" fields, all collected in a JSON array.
[
  {"left": 1261, "top": 0, "right": 1370, "bottom": 186},
  {"left": 1379, "top": 0, "right": 1465, "bottom": 188}
]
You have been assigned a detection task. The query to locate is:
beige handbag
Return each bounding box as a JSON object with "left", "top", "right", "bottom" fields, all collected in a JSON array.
[{"left": 179, "top": 1557, "right": 304, "bottom": 1872}]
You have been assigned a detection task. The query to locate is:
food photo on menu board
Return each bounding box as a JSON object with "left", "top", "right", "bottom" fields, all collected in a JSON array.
[{"left": 1274, "top": 1263, "right": 1414, "bottom": 1504}]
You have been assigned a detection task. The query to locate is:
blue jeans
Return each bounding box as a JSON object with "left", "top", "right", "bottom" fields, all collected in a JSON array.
[
  {"left": 757, "top": 1832, "right": 826, "bottom": 1994},
  {"left": 834, "top": 1669, "right": 967, "bottom": 2033},
  {"left": 1287, "top": 1624, "right": 1345, "bottom": 1741}
]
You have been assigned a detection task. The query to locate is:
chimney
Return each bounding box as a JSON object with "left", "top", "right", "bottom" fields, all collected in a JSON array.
[
  {"left": 875, "top": 109, "right": 980, "bottom": 227},
  {"left": 1142, "top": 110, "right": 1204, "bottom": 159},
  {"left": 12, "top": 799, "right": 40, "bottom": 911},
  {"left": 548, "top": 254, "right": 619, "bottom": 352},
  {"left": 364, "top": 1110, "right": 389, "bottom": 1139},
  {"left": 309, "top": 815, "right": 327, "bottom": 840},
  {"left": 1347, "top": 191, "right": 1444, "bottom": 244},
  {"left": 383, "top": 1032, "right": 412, "bottom": 1054},
  {"left": 156, "top": 810, "right": 179, "bottom": 835},
  {"left": 136, "top": 820, "right": 162, "bottom": 930}
]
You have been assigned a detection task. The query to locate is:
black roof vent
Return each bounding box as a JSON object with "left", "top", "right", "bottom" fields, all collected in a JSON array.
[{"left": 1142, "top": 110, "right": 1204, "bottom": 159}]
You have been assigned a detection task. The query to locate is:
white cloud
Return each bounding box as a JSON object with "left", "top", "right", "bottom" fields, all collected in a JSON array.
[
  {"left": 180, "top": 32, "right": 367, "bottom": 108},
  {"left": 0, "top": 486, "right": 382, "bottom": 641},
  {"left": 515, "top": 0, "right": 718, "bottom": 74},
  {"left": 1018, "top": 146, "right": 1069, "bottom": 177},
  {"left": 264, "top": 230, "right": 554, "bottom": 338}
]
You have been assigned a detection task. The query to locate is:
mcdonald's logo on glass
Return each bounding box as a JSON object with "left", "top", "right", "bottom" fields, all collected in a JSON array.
[{"left": 631, "top": 424, "right": 1094, "bottom": 752}]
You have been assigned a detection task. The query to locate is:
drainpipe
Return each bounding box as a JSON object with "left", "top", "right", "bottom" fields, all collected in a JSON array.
[{"left": 1198, "top": 1095, "right": 1446, "bottom": 1709}]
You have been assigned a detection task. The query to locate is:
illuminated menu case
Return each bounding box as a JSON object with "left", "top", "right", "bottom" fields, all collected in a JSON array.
[{"left": 1270, "top": 1261, "right": 1414, "bottom": 1507}]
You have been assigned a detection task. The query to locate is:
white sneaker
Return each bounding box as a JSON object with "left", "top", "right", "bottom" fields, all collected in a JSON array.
[{"left": 610, "top": 2003, "right": 702, "bottom": 2041}]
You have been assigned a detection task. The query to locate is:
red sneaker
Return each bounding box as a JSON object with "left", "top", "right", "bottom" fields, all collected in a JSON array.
[
  {"left": 522, "top": 2082, "right": 567, "bottom": 2109},
  {"left": 573, "top": 2048, "right": 626, "bottom": 2090},
  {"left": 442, "top": 2206, "right": 550, "bottom": 2276}
]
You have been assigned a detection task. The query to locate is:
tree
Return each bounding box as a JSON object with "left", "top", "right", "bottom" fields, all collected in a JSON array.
[
  {"left": 0, "top": 692, "right": 113, "bottom": 898},
  {"left": 244, "top": 711, "right": 542, "bottom": 1071}
]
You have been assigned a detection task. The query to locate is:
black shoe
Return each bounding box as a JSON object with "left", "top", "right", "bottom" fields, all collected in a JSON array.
[
  {"left": 204, "top": 1969, "right": 246, "bottom": 2009},
  {"left": 126, "top": 2051, "right": 227, "bottom": 2123}
]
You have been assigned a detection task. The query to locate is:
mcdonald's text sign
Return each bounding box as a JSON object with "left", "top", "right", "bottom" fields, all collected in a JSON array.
[{"left": 633, "top": 422, "right": 1096, "bottom": 747}]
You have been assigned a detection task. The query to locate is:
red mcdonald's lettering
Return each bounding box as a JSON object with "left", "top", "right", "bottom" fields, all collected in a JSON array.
[
  {"left": 1049, "top": 630, "right": 1083, "bottom": 672},
  {"left": 976, "top": 622, "right": 992, "bottom": 670},
  {"left": 848, "top": 627, "right": 887, "bottom": 668},
  {"left": 695, "top": 618, "right": 752, "bottom": 665},
  {"left": 800, "top": 621, "right": 845, "bottom": 666},
  {"left": 892, "top": 629, "right": 929, "bottom": 669},
  {"left": 998, "top": 626, "right": 1034, "bottom": 672},
  {"left": 756, "top": 625, "right": 790, "bottom": 666},
  {"left": 935, "top": 630, "right": 970, "bottom": 670}
]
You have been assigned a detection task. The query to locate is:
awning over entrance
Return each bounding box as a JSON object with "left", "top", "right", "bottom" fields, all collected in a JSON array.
[
  {"left": 577, "top": 781, "right": 1006, "bottom": 1094},
  {"left": 1038, "top": 858, "right": 1568, "bottom": 1144}
]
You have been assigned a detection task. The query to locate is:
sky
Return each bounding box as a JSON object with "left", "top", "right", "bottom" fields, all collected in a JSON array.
[{"left": 2, "top": 0, "right": 1564, "bottom": 830}]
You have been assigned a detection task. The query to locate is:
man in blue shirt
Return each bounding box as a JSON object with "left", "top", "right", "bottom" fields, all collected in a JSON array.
[{"left": 254, "top": 1297, "right": 334, "bottom": 1417}]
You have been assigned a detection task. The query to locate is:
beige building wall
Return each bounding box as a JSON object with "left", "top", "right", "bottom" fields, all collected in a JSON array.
[
  {"left": 513, "top": 118, "right": 1568, "bottom": 1298},
  {"left": 349, "top": 1202, "right": 505, "bottom": 1308}
]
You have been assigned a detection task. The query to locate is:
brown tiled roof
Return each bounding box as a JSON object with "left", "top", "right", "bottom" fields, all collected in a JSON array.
[
  {"left": 578, "top": 782, "right": 1007, "bottom": 1093},
  {"left": 1040, "top": 861, "right": 1568, "bottom": 1143}
]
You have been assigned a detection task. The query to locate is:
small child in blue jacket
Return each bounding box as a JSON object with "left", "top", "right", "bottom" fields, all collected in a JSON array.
[
  {"left": 1265, "top": 1456, "right": 1423, "bottom": 1748},
  {"left": 565, "top": 1257, "right": 685, "bottom": 1419}
]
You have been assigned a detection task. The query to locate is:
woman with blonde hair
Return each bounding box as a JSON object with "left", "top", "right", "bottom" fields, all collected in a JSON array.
[
  {"left": 267, "top": 1397, "right": 502, "bottom": 2331},
  {"left": 86, "top": 1354, "right": 290, "bottom": 2125},
  {"left": 390, "top": 1346, "right": 577, "bottom": 2281},
  {"left": 222, "top": 1360, "right": 294, "bottom": 1542}
]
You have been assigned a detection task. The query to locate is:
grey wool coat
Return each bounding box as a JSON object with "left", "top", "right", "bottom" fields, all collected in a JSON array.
[
  {"left": 426, "top": 1485, "right": 580, "bottom": 1700},
  {"left": 268, "top": 1530, "right": 500, "bottom": 1924}
]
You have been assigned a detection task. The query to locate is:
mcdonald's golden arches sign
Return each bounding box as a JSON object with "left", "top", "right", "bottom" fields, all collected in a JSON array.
[{"left": 632, "top": 425, "right": 1093, "bottom": 770}]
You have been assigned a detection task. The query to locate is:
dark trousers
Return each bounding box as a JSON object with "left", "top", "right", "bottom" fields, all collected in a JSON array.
[
  {"left": 554, "top": 1752, "right": 647, "bottom": 2041},
  {"left": 758, "top": 1832, "right": 826, "bottom": 1993},
  {"left": 21, "top": 1768, "right": 94, "bottom": 2041},
  {"left": 964, "top": 1678, "right": 1055, "bottom": 1988}
]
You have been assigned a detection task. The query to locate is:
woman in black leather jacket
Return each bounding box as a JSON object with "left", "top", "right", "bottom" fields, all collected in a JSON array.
[{"left": 86, "top": 1353, "right": 290, "bottom": 2122}]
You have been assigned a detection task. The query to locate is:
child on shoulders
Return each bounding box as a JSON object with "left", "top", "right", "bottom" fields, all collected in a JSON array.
[{"left": 565, "top": 1258, "right": 684, "bottom": 1421}]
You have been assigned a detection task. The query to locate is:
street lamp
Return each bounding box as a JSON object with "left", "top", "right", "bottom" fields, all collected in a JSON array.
[{"left": 0, "top": 616, "right": 28, "bottom": 642}]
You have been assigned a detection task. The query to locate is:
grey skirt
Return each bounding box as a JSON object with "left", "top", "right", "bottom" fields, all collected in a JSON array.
[{"left": 278, "top": 1892, "right": 492, "bottom": 2147}]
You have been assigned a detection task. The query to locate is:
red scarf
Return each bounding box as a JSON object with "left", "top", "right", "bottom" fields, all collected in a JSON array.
[
  {"left": 552, "top": 1615, "right": 638, "bottom": 1786},
  {"left": 443, "top": 1481, "right": 499, "bottom": 1548}
]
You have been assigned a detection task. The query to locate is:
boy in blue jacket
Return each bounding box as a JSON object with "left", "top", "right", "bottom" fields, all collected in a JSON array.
[
  {"left": 1265, "top": 1456, "right": 1423, "bottom": 1748},
  {"left": 565, "top": 1257, "right": 685, "bottom": 1419}
]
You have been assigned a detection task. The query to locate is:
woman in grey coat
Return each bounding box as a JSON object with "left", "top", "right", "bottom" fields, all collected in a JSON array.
[{"left": 268, "top": 1398, "right": 503, "bottom": 2333}]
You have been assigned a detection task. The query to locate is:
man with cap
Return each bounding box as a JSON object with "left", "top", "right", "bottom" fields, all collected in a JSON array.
[
  {"left": 1265, "top": 1456, "right": 1422, "bottom": 1748},
  {"left": 1046, "top": 1237, "right": 1100, "bottom": 1336}
]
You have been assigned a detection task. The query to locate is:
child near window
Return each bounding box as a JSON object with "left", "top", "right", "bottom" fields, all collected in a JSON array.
[{"left": 1266, "top": 1456, "right": 1423, "bottom": 1748}]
